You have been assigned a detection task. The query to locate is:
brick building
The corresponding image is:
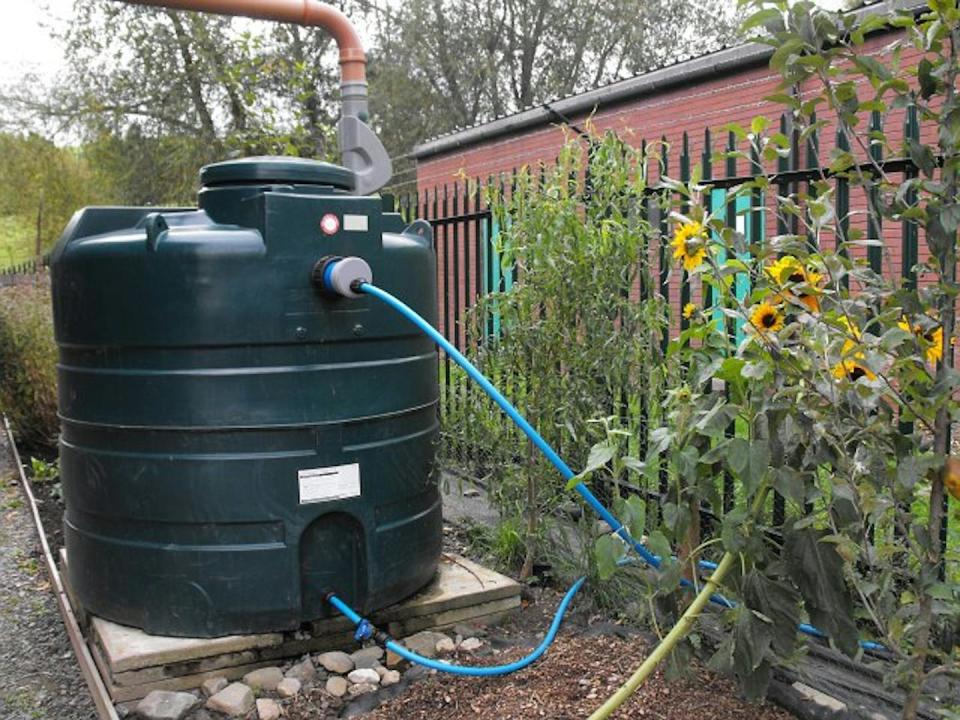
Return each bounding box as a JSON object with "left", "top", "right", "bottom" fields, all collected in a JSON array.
[{"left": 408, "top": 1, "right": 929, "bottom": 335}]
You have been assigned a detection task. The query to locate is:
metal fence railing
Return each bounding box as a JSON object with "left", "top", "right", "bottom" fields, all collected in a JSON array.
[{"left": 393, "top": 107, "right": 955, "bottom": 576}]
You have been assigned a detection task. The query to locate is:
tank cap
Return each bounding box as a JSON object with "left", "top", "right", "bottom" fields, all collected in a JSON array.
[{"left": 201, "top": 156, "right": 356, "bottom": 191}]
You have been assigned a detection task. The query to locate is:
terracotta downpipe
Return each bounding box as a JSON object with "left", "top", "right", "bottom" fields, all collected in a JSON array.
[
  {"left": 121, "top": 0, "right": 366, "bottom": 83},
  {"left": 117, "top": 0, "right": 393, "bottom": 194}
]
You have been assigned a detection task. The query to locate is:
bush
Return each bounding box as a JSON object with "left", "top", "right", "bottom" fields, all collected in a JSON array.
[
  {"left": 0, "top": 274, "right": 58, "bottom": 449},
  {"left": 460, "top": 133, "right": 667, "bottom": 579}
]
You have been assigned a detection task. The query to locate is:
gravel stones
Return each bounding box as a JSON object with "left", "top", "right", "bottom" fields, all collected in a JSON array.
[
  {"left": 135, "top": 690, "right": 198, "bottom": 720},
  {"left": 276, "top": 677, "right": 301, "bottom": 698},
  {"left": 325, "top": 675, "right": 348, "bottom": 698},
  {"left": 0, "top": 431, "right": 96, "bottom": 720},
  {"left": 255, "top": 698, "right": 280, "bottom": 720},
  {"left": 200, "top": 677, "right": 228, "bottom": 698},
  {"left": 347, "top": 668, "right": 380, "bottom": 686},
  {"left": 284, "top": 657, "right": 317, "bottom": 685},
  {"left": 205, "top": 682, "right": 254, "bottom": 717},
  {"left": 460, "top": 637, "right": 484, "bottom": 652},
  {"left": 317, "top": 650, "right": 354, "bottom": 674},
  {"left": 242, "top": 667, "right": 283, "bottom": 692},
  {"left": 401, "top": 630, "right": 449, "bottom": 658},
  {"left": 350, "top": 646, "right": 384, "bottom": 669},
  {"left": 380, "top": 669, "right": 401, "bottom": 687},
  {"left": 348, "top": 682, "right": 378, "bottom": 697},
  {"left": 435, "top": 636, "right": 456, "bottom": 654}
]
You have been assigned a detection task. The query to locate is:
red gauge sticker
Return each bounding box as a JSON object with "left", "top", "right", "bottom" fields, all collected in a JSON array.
[{"left": 320, "top": 213, "right": 340, "bottom": 235}]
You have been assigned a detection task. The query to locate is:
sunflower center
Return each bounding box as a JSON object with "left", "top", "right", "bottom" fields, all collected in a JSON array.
[
  {"left": 762, "top": 313, "right": 777, "bottom": 328},
  {"left": 788, "top": 271, "right": 804, "bottom": 283},
  {"left": 849, "top": 366, "right": 866, "bottom": 381}
]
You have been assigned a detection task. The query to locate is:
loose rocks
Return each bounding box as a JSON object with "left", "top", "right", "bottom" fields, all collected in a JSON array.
[
  {"left": 402, "top": 631, "right": 449, "bottom": 658},
  {"left": 380, "top": 670, "right": 401, "bottom": 687},
  {"left": 200, "top": 677, "right": 228, "bottom": 698},
  {"left": 348, "top": 683, "right": 378, "bottom": 697},
  {"left": 205, "top": 683, "right": 254, "bottom": 717},
  {"left": 285, "top": 657, "right": 318, "bottom": 685},
  {"left": 317, "top": 651, "right": 354, "bottom": 674},
  {"left": 255, "top": 698, "right": 280, "bottom": 720},
  {"left": 350, "top": 646, "right": 384, "bottom": 669},
  {"left": 460, "top": 637, "right": 484, "bottom": 652},
  {"left": 347, "top": 668, "right": 380, "bottom": 686},
  {"left": 276, "top": 677, "right": 302, "bottom": 698},
  {"left": 242, "top": 667, "right": 283, "bottom": 692},
  {"left": 326, "top": 675, "right": 349, "bottom": 698},
  {"left": 135, "top": 690, "right": 198, "bottom": 720}
]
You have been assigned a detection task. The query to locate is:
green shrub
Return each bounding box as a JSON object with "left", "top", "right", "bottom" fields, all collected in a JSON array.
[{"left": 0, "top": 274, "right": 58, "bottom": 449}]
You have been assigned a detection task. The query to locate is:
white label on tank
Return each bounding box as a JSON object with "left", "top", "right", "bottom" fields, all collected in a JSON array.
[
  {"left": 298, "top": 463, "right": 361, "bottom": 504},
  {"left": 343, "top": 214, "right": 369, "bottom": 232}
]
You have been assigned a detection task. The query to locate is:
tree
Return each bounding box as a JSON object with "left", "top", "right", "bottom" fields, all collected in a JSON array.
[{"left": 368, "top": 0, "right": 743, "bottom": 179}]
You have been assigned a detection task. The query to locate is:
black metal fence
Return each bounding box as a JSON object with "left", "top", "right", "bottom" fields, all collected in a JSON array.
[{"left": 393, "top": 108, "right": 955, "bottom": 574}]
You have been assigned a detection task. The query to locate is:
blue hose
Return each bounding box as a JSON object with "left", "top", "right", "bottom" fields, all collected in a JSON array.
[
  {"left": 324, "top": 277, "right": 883, "bottom": 666},
  {"left": 328, "top": 576, "right": 586, "bottom": 676}
]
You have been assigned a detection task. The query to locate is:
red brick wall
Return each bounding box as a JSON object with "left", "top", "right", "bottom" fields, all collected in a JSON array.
[{"left": 415, "top": 30, "right": 930, "bottom": 342}]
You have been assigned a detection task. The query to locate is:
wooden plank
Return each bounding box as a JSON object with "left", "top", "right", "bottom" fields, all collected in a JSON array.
[{"left": 4, "top": 416, "right": 121, "bottom": 720}]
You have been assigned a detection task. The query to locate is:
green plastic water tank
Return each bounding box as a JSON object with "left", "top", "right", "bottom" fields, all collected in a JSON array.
[{"left": 51, "top": 156, "right": 442, "bottom": 638}]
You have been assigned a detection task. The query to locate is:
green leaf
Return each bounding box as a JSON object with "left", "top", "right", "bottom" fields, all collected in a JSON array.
[
  {"left": 726, "top": 438, "right": 770, "bottom": 496},
  {"left": 583, "top": 442, "right": 615, "bottom": 473},
  {"left": 741, "top": 359, "right": 770, "bottom": 380},
  {"left": 742, "top": 570, "right": 802, "bottom": 657},
  {"left": 623, "top": 494, "right": 646, "bottom": 538},
  {"left": 733, "top": 608, "right": 772, "bottom": 676},
  {"left": 918, "top": 57, "right": 937, "bottom": 99},
  {"left": 783, "top": 527, "right": 859, "bottom": 656},
  {"left": 594, "top": 534, "right": 621, "bottom": 581},
  {"left": 646, "top": 530, "right": 672, "bottom": 565},
  {"left": 773, "top": 466, "right": 807, "bottom": 505}
]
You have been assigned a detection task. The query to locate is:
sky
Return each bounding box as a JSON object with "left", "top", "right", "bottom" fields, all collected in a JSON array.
[
  {"left": 0, "top": 2, "right": 72, "bottom": 86},
  {"left": 0, "top": 0, "right": 852, "bottom": 88}
]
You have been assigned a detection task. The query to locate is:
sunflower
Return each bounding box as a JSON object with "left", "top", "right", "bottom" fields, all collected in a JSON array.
[
  {"left": 766, "top": 256, "right": 805, "bottom": 284},
  {"left": 833, "top": 316, "right": 876, "bottom": 381},
  {"left": 749, "top": 301, "right": 784, "bottom": 335},
  {"left": 671, "top": 221, "right": 707, "bottom": 272},
  {"left": 766, "top": 255, "right": 822, "bottom": 313},
  {"left": 898, "top": 317, "right": 944, "bottom": 365},
  {"left": 683, "top": 303, "right": 697, "bottom": 320},
  {"left": 832, "top": 359, "right": 878, "bottom": 382}
]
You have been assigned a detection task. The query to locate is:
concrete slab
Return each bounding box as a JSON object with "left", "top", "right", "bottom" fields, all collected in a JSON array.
[{"left": 67, "top": 552, "right": 521, "bottom": 702}]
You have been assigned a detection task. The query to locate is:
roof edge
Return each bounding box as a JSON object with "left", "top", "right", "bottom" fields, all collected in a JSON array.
[
  {"left": 413, "top": 42, "right": 770, "bottom": 160},
  {"left": 412, "top": 0, "right": 922, "bottom": 161}
]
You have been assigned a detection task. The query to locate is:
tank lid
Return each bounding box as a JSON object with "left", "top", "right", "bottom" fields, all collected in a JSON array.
[{"left": 200, "top": 156, "right": 356, "bottom": 191}]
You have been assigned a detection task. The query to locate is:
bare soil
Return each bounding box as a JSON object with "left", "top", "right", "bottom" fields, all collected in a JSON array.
[{"left": 362, "top": 635, "right": 793, "bottom": 720}]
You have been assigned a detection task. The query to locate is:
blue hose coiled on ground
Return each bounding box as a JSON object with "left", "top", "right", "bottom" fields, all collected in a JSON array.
[{"left": 321, "top": 275, "right": 884, "bottom": 675}]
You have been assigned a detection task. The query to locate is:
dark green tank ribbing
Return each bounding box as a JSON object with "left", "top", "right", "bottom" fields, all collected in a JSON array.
[{"left": 51, "top": 157, "right": 442, "bottom": 638}]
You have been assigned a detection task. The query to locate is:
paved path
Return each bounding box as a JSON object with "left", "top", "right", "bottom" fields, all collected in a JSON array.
[{"left": 0, "top": 427, "right": 96, "bottom": 720}]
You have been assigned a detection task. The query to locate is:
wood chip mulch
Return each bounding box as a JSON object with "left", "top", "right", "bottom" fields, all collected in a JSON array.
[{"left": 364, "top": 634, "right": 796, "bottom": 720}]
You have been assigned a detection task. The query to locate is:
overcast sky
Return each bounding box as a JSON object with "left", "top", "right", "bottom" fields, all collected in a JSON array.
[{"left": 0, "top": 0, "right": 850, "bottom": 88}]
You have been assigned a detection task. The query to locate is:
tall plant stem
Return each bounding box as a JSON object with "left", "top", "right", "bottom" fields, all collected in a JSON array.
[
  {"left": 587, "top": 551, "right": 737, "bottom": 720},
  {"left": 903, "top": 23, "right": 959, "bottom": 720},
  {"left": 588, "top": 485, "right": 770, "bottom": 720}
]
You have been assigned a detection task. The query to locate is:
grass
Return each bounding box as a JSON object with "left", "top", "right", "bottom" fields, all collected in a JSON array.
[{"left": 0, "top": 214, "right": 38, "bottom": 270}]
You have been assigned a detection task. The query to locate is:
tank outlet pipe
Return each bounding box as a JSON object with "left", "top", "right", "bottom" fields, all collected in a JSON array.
[{"left": 115, "top": 0, "right": 393, "bottom": 195}]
